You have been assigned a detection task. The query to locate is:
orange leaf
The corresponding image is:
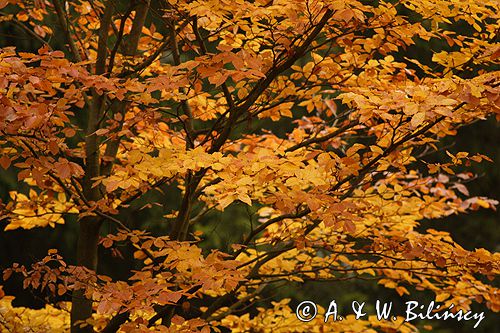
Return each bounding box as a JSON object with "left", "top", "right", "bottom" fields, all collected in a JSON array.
[
  {"left": 343, "top": 220, "right": 356, "bottom": 233},
  {"left": 0, "top": 155, "right": 11, "bottom": 169}
]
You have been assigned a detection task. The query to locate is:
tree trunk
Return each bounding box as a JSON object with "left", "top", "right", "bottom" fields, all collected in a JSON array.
[
  {"left": 70, "top": 218, "right": 101, "bottom": 333},
  {"left": 69, "top": 1, "right": 150, "bottom": 331}
]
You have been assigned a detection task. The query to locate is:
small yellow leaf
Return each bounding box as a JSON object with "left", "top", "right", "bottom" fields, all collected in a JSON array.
[
  {"left": 238, "top": 193, "right": 252, "bottom": 206},
  {"left": 435, "top": 293, "right": 450, "bottom": 302},
  {"left": 370, "top": 145, "right": 384, "bottom": 155},
  {"left": 475, "top": 199, "right": 490, "bottom": 208},
  {"left": 437, "top": 98, "right": 457, "bottom": 106},
  {"left": 411, "top": 112, "right": 426, "bottom": 127}
]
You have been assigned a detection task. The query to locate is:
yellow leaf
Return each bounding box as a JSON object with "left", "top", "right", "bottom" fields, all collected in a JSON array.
[
  {"left": 411, "top": 112, "right": 425, "bottom": 127},
  {"left": 238, "top": 193, "right": 252, "bottom": 206},
  {"left": 437, "top": 98, "right": 457, "bottom": 106},
  {"left": 219, "top": 195, "right": 235, "bottom": 210},
  {"left": 435, "top": 293, "right": 450, "bottom": 302},
  {"left": 370, "top": 145, "right": 384, "bottom": 155},
  {"left": 475, "top": 199, "right": 490, "bottom": 208}
]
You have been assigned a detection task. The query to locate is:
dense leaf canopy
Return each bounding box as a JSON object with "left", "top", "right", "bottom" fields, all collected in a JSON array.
[{"left": 0, "top": 0, "right": 499, "bottom": 332}]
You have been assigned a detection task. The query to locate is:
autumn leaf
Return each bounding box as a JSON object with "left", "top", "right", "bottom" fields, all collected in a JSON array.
[
  {"left": 411, "top": 112, "right": 426, "bottom": 127},
  {"left": 0, "top": 0, "right": 499, "bottom": 332},
  {"left": 0, "top": 155, "right": 11, "bottom": 169}
]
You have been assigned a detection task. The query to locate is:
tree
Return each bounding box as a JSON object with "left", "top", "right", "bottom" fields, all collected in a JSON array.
[{"left": 0, "top": 0, "right": 499, "bottom": 332}]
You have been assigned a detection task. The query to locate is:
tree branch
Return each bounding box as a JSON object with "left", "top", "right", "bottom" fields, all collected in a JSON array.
[
  {"left": 51, "top": 0, "right": 82, "bottom": 62},
  {"left": 285, "top": 119, "right": 359, "bottom": 153},
  {"left": 208, "top": 9, "right": 334, "bottom": 154}
]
